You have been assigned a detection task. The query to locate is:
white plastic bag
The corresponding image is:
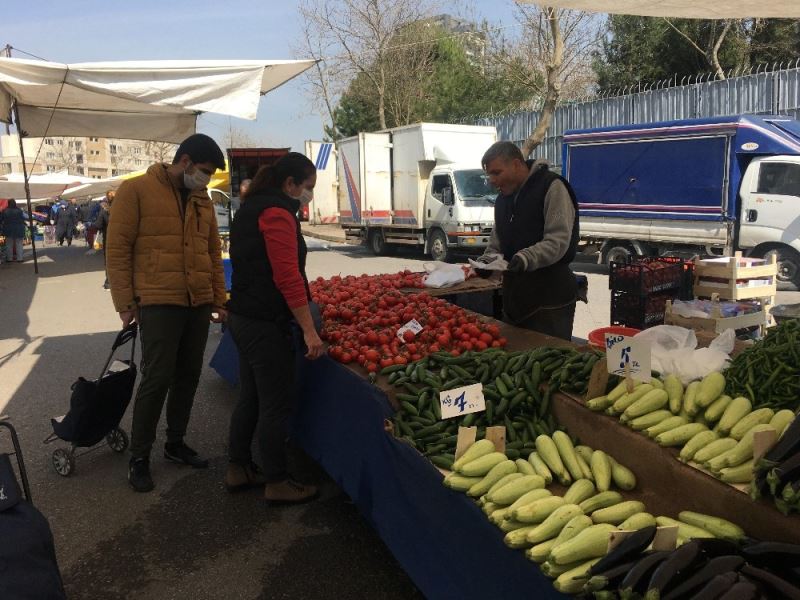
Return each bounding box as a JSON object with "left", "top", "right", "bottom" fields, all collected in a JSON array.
[
  {"left": 467, "top": 253, "right": 508, "bottom": 272},
  {"left": 633, "top": 325, "right": 733, "bottom": 384},
  {"left": 422, "top": 262, "right": 466, "bottom": 288}
]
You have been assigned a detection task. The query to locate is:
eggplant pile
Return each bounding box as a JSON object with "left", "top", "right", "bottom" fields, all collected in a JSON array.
[
  {"left": 752, "top": 414, "right": 800, "bottom": 515},
  {"left": 583, "top": 537, "right": 800, "bottom": 599}
]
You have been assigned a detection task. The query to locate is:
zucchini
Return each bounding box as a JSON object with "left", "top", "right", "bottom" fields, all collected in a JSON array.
[
  {"left": 587, "top": 394, "right": 613, "bottom": 411},
  {"left": 466, "top": 459, "right": 517, "bottom": 497},
  {"left": 535, "top": 434, "right": 571, "bottom": 485},
  {"left": 719, "top": 460, "right": 754, "bottom": 484},
  {"left": 679, "top": 430, "right": 720, "bottom": 463},
  {"left": 619, "top": 512, "right": 656, "bottom": 530},
  {"left": 696, "top": 372, "right": 726, "bottom": 408},
  {"left": 486, "top": 472, "right": 523, "bottom": 497},
  {"left": 574, "top": 451, "right": 595, "bottom": 481},
  {"left": 720, "top": 424, "right": 777, "bottom": 469},
  {"left": 729, "top": 407, "right": 775, "bottom": 440},
  {"left": 645, "top": 415, "right": 689, "bottom": 439},
  {"left": 443, "top": 473, "right": 483, "bottom": 492},
  {"left": 513, "top": 495, "right": 567, "bottom": 524},
  {"left": 458, "top": 452, "right": 507, "bottom": 477},
  {"left": 526, "top": 537, "right": 558, "bottom": 563},
  {"left": 682, "top": 381, "right": 701, "bottom": 416},
  {"left": 527, "top": 451, "right": 553, "bottom": 484},
  {"left": 579, "top": 491, "right": 623, "bottom": 514},
  {"left": 629, "top": 409, "right": 673, "bottom": 432},
  {"left": 624, "top": 388, "right": 669, "bottom": 420},
  {"left": 717, "top": 396, "right": 752, "bottom": 436},
  {"left": 611, "top": 384, "right": 654, "bottom": 414},
  {"left": 488, "top": 474, "right": 546, "bottom": 505},
  {"left": 693, "top": 437, "right": 738, "bottom": 464},
  {"left": 452, "top": 439, "right": 495, "bottom": 471},
  {"left": 704, "top": 394, "right": 732, "bottom": 423},
  {"left": 591, "top": 450, "right": 612, "bottom": 492},
  {"left": 514, "top": 458, "right": 536, "bottom": 476},
  {"left": 608, "top": 456, "right": 637, "bottom": 490},
  {"left": 663, "top": 374, "right": 684, "bottom": 414},
  {"left": 770, "top": 409, "right": 798, "bottom": 437},
  {"left": 655, "top": 515, "right": 715, "bottom": 539},
  {"left": 591, "top": 500, "right": 645, "bottom": 525},
  {"left": 526, "top": 503, "right": 584, "bottom": 544},
  {"left": 655, "top": 423, "right": 708, "bottom": 447},
  {"left": 504, "top": 524, "right": 540, "bottom": 549},
  {"left": 563, "top": 479, "right": 596, "bottom": 505},
  {"left": 677, "top": 511, "right": 745, "bottom": 542},
  {"left": 549, "top": 523, "right": 616, "bottom": 565},
  {"left": 552, "top": 558, "right": 601, "bottom": 594},
  {"left": 575, "top": 445, "right": 594, "bottom": 464},
  {"left": 552, "top": 430, "right": 584, "bottom": 482}
]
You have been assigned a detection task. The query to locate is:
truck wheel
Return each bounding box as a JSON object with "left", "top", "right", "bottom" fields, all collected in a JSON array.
[
  {"left": 603, "top": 245, "right": 633, "bottom": 266},
  {"left": 369, "top": 230, "right": 387, "bottom": 255},
  {"left": 429, "top": 230, "right": 449, "bottom": 262},
  {"left": 756, "top": 245, "right": 800, "bottom": 290}
]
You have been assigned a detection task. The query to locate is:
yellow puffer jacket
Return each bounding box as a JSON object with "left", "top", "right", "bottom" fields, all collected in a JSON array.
[{"left": 106, "top": 163, "right": 227, "bottom": 312}]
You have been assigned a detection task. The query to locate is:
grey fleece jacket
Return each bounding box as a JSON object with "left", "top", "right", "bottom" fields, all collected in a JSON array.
[{"left": 484, "top": 159, "right": 575, "bottom": 271}]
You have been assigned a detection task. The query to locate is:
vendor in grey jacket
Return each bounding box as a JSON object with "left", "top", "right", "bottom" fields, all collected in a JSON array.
[{"left": 477, "top": 141, "right": 579, "bottom": 340}]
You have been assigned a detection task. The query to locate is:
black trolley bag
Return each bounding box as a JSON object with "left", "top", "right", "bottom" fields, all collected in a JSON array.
[
  {"left": 0, "top": 417, "right": 66, "bottom": 600},
  {"left": 46, "top": 323, "right": 138, "bottom": 476}
]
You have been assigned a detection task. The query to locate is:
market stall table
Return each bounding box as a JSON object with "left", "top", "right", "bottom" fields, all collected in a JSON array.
[{"left": 404, "top": 276, "right": 503, "bottom": 319}]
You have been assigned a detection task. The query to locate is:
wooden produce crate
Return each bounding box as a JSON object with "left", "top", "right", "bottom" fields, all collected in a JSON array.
[
  {"left": 692, "top": 253, "right": 778, "bottom": 302},
  {"left": 665, "top": 296, "right": 771, "bottom": 336}
]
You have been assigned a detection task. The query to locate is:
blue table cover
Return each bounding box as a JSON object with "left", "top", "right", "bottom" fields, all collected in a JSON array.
[{"left": 210, "top": 330, "right": 564, "bottom": 600}]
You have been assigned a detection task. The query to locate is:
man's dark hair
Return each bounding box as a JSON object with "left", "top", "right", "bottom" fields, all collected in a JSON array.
[
  {"left": 481, "top": 141, "right": 525, "bottom": 169},
  {"left": 245, "top": 152, "right": 316, "bottom": 198},
  {"left": 172, "top": 133, "right": 226, "bottom": 170}
]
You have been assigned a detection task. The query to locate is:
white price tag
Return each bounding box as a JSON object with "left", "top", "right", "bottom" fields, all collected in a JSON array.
[
  {"left": 605, "top": 334, "right": 651, "bottom": 382},
  {"left": 397, "top": 319, "right": 423, "bottom": 342},
  {"left": 439, "top": 383, "right": 486, "bottom": 420}
]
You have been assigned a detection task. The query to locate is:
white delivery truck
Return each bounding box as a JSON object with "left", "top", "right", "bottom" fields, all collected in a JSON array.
[
  {"left": 304, "top": 140, "right": 339, "bottom": 224},
  {"left": 338, "top": 123, "right": 498, "bottom": 261}
]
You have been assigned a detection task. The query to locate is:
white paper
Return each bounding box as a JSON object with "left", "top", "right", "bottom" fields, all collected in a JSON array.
[
  {"left": 468, "top": 256, "right": 508, "bottom": 272},
  {"left": 605, "top": 334, "right": 652, "bottom": 382},
  {"left": 397, "top": 319, "right": 424, "bottom": 342},
  {"left": 440, "top": 383, "right": 486, "bottom": 420}
]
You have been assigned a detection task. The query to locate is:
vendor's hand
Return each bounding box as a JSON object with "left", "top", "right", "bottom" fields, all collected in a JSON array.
[
  {"left": 507, "top": 254, "right": 526, "bottom": 273},
  {"left": 473, "top": 255, "right": 494, "bottom": 278},
  {"left": 119, "top": 309, "right": 138, "bottom": 328},
  {"left": 304, "top": 330, "right": 325, "bottom": 360},
  {"left": 211, "top": 306, "right": 228, "bottom": 323}
]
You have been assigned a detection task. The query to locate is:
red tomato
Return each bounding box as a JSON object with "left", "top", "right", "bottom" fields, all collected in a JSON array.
[
  {"left": 365, "top": 349, "right": 380, "bottom": 362},
  {"left": 394, "top": 356, "right": 408, "bottom": 365},
  {"left": 340, "top": 352, "right": 352, "bottom": 364},
  {"left": 402, "top": 330, "right": 416, "bottom": 343}
]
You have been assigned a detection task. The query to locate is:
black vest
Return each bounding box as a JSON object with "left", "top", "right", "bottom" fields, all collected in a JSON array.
[
  {"left": 227, "top": 190, "right": 309, "bottom": 324},
  {"left": 494, "top": 163, "right": 581, "bottom": 323},
  {"left": 494, "top": 163, "right": 580, "bottom": 264}
]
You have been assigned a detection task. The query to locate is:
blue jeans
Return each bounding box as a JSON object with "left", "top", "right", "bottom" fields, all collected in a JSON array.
[{"left": 5, "top": 238, "right": 23, "bottom": 262}]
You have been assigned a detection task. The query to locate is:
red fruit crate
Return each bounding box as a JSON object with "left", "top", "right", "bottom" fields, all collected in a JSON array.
[
  {"left": 611, "top": 290, "right": 678, "bottom": 330},
  {"left": 610, "top": 256, "right": 691, "bottom": 297}
]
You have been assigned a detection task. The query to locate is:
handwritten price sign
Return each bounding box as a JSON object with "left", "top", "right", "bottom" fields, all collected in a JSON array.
[
  {"left": 605, "top": 334, "right": 651, "bottom": 382},
  {"left": 439, "top": 383, "right": 486, "bottom": 420}
]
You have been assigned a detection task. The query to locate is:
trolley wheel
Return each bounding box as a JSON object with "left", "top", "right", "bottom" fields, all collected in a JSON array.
[
  {"left": 52, "top": 448, "right": 75, "bottom": 477},
  {"left": 106, "top": 428, "right": 129, "bottom": 453}
]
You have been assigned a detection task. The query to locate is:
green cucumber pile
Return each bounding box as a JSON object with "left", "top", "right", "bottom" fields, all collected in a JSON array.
[
  {"left": 587, "top": 372, "right": 797, "bottom": 488},
  {"left": 724, "top": 319, "right": 800, "bottom": 411},
  {"left": 387, "top": 347, "right": 606, "bottom": 465}
]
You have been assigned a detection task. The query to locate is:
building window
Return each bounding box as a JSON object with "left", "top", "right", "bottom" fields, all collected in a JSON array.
[
  {"left": 76, "top": 154, "right": 84, "bottom": 164},
  {"left": 0, "top": 162, "right": 11, "bottom": 174},
  {"left": 109, "top": 144, "right": 117, "bottom": 155},
  {"left": 76, "top": 167, "right": 84, "bottom": 175},
  {"left": 45, "top": 138, "right": 54, "bottom": 145},
  {"left": 133, "top": 147, "right": 141, "bottom": 154},
  {"left": 46, "top": 164, "right": 57, "bottom": 172},
  {"left": 75, "top": 141, "right": 82, "bottom": 150},
  {"left": 90, "top": 137, "right": 99, "bottom": 142},
  {"left": 46, "top": 152, "right": 55, "bottom": 159},
  {"left": 111, "top": 169, "right": 118, "bottom": 176},
  {"left": 56, "top": 139, "right": 63, "bottom": 145}
]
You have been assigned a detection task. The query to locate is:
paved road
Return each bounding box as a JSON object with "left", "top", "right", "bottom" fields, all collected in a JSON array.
[{"left": 0, "top": 241, "right": 796, "bottom": 600}]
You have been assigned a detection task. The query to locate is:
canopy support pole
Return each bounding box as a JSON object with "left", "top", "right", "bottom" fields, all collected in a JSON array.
[{"left": 11, "top": 104, "right": 40, "bottom": 274}]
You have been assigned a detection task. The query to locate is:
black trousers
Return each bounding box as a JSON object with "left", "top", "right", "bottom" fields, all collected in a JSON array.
[
  {"left": 130, "top": 305, "right": 211, "bottom": 458},
  {"left": 227, "top": 313, "right": 295, "bottom": 483},
  {"left": 509, "top": 301, "right": 577, "bottom": 342}
]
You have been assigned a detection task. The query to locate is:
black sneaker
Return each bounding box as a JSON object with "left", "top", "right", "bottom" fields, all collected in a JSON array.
[
  {"left": 128, "top": 457, "right": 154, "bottom": 492},
  {"left": 164, "top": 442, "right": 209, "bottom": 469}
]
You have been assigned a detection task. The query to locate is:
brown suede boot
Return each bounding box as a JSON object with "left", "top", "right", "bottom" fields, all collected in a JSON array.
[
  {"left": 263, "top": 479, "right": 319, "bottom": 505},
  {"left": 224, "top": 462, "right": 267, "bottom": 492}
]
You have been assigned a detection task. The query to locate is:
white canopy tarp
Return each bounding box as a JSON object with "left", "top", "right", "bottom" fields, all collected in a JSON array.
[
  {"left": 0, "top": 58, "right": 317, "bottom": 142},
  {"left": 0, "top": 171, "right": 124, "bottom": 201},
  {"left": 516, "top": 0, "right": 800, "bottom": 18},
  {"left": 0, "top": 181, "right": 68, "bottom": 199}
]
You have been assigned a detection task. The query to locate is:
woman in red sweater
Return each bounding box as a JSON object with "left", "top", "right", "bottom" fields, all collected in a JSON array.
[{"left": 226, "top": 153, "right": 324, "bottom": 504}]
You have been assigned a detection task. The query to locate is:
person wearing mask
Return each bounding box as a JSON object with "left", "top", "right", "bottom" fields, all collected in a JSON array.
[
  {"left": 94, "top": 192, "right": 113, "bottom": 289},
  {"left": 475, "top": 142, "right": 580, "bottom": 341},
  {"left": 55, "top": 199, "right": 78, "bottom": 246},
  {"left": 226, "top": 153, "right": 323, "bottom": 504},
  {"left": 106, "top": 133, "right": 228, "bottom": 492},
  {"left": 1, "top": 199, "right": 27, "bottom": 263}
]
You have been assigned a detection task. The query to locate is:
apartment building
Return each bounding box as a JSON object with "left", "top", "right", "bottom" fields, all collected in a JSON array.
[{"left": 0, "top": 134, "right": 176, "bottom": 178}]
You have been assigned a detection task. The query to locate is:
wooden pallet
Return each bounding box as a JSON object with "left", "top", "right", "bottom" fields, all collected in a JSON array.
[{"left": 692, "top": 253, "right": 778, "bottom": 302}]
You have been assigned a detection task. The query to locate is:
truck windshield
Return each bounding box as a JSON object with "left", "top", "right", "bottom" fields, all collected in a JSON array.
[{"left": 454, "top": 169, "right": 496, "bottom": 203}]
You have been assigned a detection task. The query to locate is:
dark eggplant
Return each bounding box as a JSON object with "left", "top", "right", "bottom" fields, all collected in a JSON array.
[
  {"left": 740, "top": 564, "right": 800, "bottom": 600},
  {"left": 718, "top": 580, "right": 759, "bottom": 599},
  {"left": 584, "top": 560, "right": 639, "bottom": 593},
  {"left": 662, "top": 556, "right": 745, "bottom": 600},
  {"left": 767, "top": 453, "right": 800, "bottom": 496},
  {"left": 619, "top": 551, "right": 671, "bottom": 598},
  {"left": 741, "top": 541, "right": 800, "bottom": 570},
  {"left": 690, "top": 572, "right": 739, "bottom": 600},
  {"left": 590, "top": 526, "right": 657, "bottom": 576},
  {"left": 761, "top": 416, "right": 800, "bottom": 465},
  {"left": 646, "top": 540, "right": 704, "bottom": 598},
  {"left": 695, "top": 538, "right": 742, "bottom": 558}
]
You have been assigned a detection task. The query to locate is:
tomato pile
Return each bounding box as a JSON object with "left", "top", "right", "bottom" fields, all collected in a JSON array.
[{"left": 310, "top": 272, "right": 506, "bottom": 372}]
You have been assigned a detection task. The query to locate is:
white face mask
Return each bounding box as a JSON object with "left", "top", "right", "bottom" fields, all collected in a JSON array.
[
  {"left": 183, "top": 164, "right": 211, "bottom": 190},
  {"left": 299, "top": 189, "right": 314, "bottom": 206}
]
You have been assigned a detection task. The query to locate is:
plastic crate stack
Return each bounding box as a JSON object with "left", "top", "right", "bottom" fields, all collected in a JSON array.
[{"left": 609, "top": 257, "right": 693, "bottom": 329}]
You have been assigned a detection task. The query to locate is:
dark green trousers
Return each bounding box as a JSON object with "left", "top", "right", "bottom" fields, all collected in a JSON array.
[{"left": 130, "top": 305, "right": 212, "bottom": 459}]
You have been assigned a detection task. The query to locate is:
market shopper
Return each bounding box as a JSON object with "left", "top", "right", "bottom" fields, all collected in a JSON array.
[
  {"left": 106, "top": 133, "right": 228, "bottom": 493},
  {"left": 0, "top": 199, "right": 27, "bottom": 263},
  {"left": 94, "top": 192, "right": 113, "bottom": 289},
  {"left": 476, "top": 141, "right": 580, "bottom": 341},
  {"left": 54, "top": 199, "right": 79, "bottom": 246},
  {"left": 226, "top": 152, "right": 323, "bottom": 504}
]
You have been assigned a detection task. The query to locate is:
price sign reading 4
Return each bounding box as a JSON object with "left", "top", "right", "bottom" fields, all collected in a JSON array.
[
  {"left": 605, "top": 334, "right": 652, "bottom": 383},
  {"left": 439, "top": 383, "right": 486, "bottom": 420}
]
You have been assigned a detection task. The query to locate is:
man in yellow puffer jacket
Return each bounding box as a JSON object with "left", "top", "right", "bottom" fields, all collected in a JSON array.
[{"left": 107, "top": 133, "right": 227, "bottom": 492}]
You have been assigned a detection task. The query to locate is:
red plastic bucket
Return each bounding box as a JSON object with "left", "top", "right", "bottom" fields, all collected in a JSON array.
[{"left": 588, "top": 326, "right": 641, "bottom": 349}]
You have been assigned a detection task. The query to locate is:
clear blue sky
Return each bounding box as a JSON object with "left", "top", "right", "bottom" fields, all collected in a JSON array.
[{"left": 4, "top": 0, "right": 522, "bottom": 152}]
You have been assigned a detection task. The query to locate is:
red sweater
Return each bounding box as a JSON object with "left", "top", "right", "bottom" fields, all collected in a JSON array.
[{"left": 258, "top": 208, "right": 307, "bottom": 310}]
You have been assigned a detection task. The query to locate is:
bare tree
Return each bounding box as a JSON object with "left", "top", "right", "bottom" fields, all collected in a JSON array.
[
  {"left": 492, "top": 5, "right": 601, "bottom": 157},
  {"left": 663, "top": 18, "right": 737, "bottom": 80},
  {"left": 50, "top": 137, "right": 78, "bottom": 173},
  {"left": 298, "top": 0, "right": 436, "bottom": 130},
  {"left": 224, "top": 126, "right": 259, "bottom": 149},
  {"left": 144, "top": 141, "right": 177, "bottom": 163}
]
